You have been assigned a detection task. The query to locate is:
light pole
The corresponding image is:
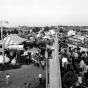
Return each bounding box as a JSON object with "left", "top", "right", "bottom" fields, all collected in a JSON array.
[
  {"left": 19, "top": 25, "right": 21, "bottom": 35},
  {"left": 45, "top": 46, "right": 48, "bottom": 88},
  {"left": 0, "top": 21, "right": 8, "bottom": 65},
  {"left": 77, "top": 30, "right": 78, "bottom": 46}
]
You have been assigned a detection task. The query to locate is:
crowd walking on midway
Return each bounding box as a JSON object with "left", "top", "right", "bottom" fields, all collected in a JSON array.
[{"left": 60, "top": 46, "right": 88, "bottom": 88}]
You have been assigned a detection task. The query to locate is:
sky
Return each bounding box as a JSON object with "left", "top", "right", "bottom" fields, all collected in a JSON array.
[{"left": 0, "top": 0, "right": 88, "bottom": 27}]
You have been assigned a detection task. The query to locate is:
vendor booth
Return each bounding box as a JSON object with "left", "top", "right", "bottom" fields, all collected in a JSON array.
[
  {"left": 67, "top": 30, "right": 76, "bottom": 37},
  {"left": 20, "top": 48, "right": 41, "bottom": 64},
  {"left": 0, "top": 34, "right": 27, "bottom": 48},
  {"left": 68, "top": 35, "right": 87, "bottom": 45},
  {"left": 0, "top": 34, "right": 28, "bottom": 65}
]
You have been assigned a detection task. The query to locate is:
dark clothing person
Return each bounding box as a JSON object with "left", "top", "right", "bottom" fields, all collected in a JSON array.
[
  {"left": 72, "top": 58, "right": 80, "bottom": 73},
  {"left": 37, "top": 63, "right": 39, "bottom": 68},
  {"left": 38, "top": 74, "right": 42, "bottom": 84}
]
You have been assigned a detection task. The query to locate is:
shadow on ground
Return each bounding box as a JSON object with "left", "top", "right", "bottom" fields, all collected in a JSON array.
[
  {"left": 32, "top": 78, "right": 46, "bottom": 88},
  {"left": 0, "top": 64, "right": 21, "bottom": 71}
]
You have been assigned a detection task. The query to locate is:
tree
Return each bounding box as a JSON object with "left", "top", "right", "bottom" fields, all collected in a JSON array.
[
  {"left": 44, "top": 26, "right": 50, "bottom": 31},
  {"left": 7, "top": 31, "right": 11, "bottom": 35},
  {"left": 11, "top": 31, "right": 14, "bottom": 34},
  {"left": 13, "top": 29, "right": 19, "bottom": 34},
  {"left": 59, "top": 28, "right": 64, "bottom": 33},
  {"left": 3, "top": 30, "right": 7, "bottom": 36},
  {"left": 32, "top": 27, "right": 40, "bottom": 32},
  {"left": 73, "top": 29, "right": 75, "bottom": 31}
]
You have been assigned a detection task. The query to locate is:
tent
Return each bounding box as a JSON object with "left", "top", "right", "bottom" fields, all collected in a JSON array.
[
  {"left": 0, "top": 55, "right": 10, "bottom": 64},
  {"left": 0, "top": 34, "right": 27, "bottom": 48},
  {"left": 49, "top": 30, "right": 55, "bottom": 35},
  {"left": 67, "top": 30, "right": 76, "bottom": 37},
  {"left": 73, "top": 35, "right": 86, "bottom": 41}
]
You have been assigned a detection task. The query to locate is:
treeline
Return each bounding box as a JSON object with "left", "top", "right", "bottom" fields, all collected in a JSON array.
[{"left": 0, "top": 29, "right": 19, "bottom": 39}]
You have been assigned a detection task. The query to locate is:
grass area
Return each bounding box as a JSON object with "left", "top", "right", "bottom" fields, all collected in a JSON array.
[{"left": 0, "top": 64, "right": 46, "bottom": 88}]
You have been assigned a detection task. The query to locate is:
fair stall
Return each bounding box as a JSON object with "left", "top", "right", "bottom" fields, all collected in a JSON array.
[{"left": 0, "top": 34, "right": 27, "bottom": 48}]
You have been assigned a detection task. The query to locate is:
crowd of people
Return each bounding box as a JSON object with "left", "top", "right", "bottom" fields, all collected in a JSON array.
[
  {"left": 32, "top": 53, "right": 46, "bottom": 70},
  {"left": 59, "top": 45, "right": 88, "bottom": 88}
]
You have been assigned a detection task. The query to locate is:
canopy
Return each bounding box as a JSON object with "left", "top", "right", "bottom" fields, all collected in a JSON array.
[
  {"left": 49, "top": 30, "right": 55, "bottom": 35},
  {"left": 81, "top": 29, "right": 88, "bottom": 32},
  {"left": 0, "top": 34, "right": 27, "bottom": 48},
  {"left": 7, "top": 45, "right": 24, "bottom": 50},
  {"left": 73, "top": 35, "right": 86, "bottom": 41},
  {"left": 67, "top": 30, "right": 76, "bottom": 37},
  {"left": 68, "top": 38, "right": 81, "bottom": 42},
  {"left": 0, "top": 55, "right": 10, "bottom": 64}
]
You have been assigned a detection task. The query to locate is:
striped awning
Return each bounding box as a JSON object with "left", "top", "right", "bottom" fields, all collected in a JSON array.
[
  {"left": 3, "top": 37, "right": 15, "bottom": 48},
  {"left": 7, "top": 45, "right": 24, "bottom": 50},
  {"left": 0, "top": 34, "right": 27, "bottom": 48}
]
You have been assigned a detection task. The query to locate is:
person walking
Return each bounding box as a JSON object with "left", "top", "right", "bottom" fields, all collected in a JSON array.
[
  {"left": 37, "top": 60, "right": 40, "bottom": 68},
  {"left": 38, "top": 73, "right": 42, "bottom": 84},
  {"left": 6, "top": 73, "right": 10, "bottom": 85},
  {"left": 41, "top": 60, "right": 45, "bottom": 70}
]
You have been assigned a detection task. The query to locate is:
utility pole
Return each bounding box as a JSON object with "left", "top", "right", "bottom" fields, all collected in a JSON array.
[
  {"left": 0, "top": 21, "right": 8, "bottom": 65},
  {"left": 19, "top": 25, "right": 21, "bottom": 35},
  {"left": 45, "top": 46, "right": 48, "bottom": 88}
]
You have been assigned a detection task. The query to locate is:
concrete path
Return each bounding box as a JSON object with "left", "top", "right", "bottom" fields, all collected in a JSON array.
[{"left": 49, "top": 34, "right": 62, "bottom": 88}]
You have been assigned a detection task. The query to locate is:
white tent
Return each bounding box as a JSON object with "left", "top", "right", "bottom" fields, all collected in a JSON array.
[
  {"left": 73, "top": 35, "right": 86, "bottom": 41},
  {"left": 49, "top": 30, "right": 55, "bottom": 35},
  {"left": 0, "top": 55, "right": 10, "bottom": 64},
  {"left": 0, "top": 34, "right": 27, "bottom": 48},
  {"left": 67, "top": 30, "right": 76, "bottom": 37}
]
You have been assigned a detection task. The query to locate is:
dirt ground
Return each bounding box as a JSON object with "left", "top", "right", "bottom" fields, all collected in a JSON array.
[{"left": 0, "top": 64, "right": 46, "bottom": 88}]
